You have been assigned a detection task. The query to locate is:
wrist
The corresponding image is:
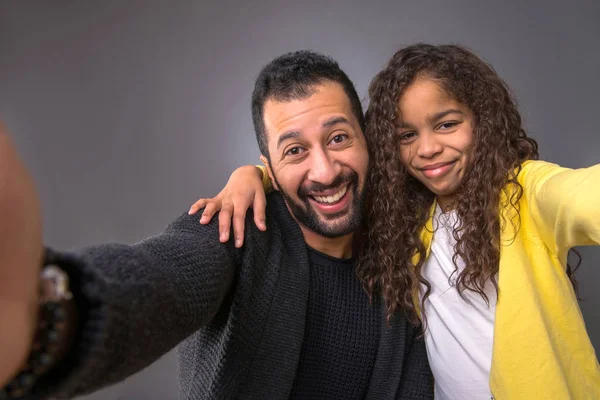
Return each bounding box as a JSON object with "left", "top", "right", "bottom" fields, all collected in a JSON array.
[
  {"left": 0, "top": 252, "right": 77, "bottom": 398},
  {"left": 254, "top": 165, "right": 273, "bottom": 192}
]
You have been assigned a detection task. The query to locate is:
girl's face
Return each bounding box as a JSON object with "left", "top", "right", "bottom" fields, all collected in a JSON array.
[{"left": 396, "top": 78, "right": 475, "bottom": 210}]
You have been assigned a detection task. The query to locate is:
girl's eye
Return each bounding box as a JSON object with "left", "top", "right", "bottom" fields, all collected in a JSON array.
[
  {"left": 398, "top": 131, "right": 417, "bottom": 142},
  {"left": 439, "top": 122, "right": 457, "bottom": 130}
]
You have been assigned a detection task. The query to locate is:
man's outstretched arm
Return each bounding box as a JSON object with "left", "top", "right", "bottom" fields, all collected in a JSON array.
[
  {"left": 38, "top": 214, "right": 237, "bottom": 398},
  {"left": 0, "top": 123, "right": 237, "bottom": 399}
]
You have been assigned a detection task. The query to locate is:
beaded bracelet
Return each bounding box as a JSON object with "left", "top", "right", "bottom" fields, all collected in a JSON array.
[{"left": 0, "top": 262, "right": 73, "bottom": 399}]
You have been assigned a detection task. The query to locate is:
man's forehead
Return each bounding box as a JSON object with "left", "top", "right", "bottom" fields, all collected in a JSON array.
[{"left": 263, "top": 82, "right": 354, "bottom": 139}]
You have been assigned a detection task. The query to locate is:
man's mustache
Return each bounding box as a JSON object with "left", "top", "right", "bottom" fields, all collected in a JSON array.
[{"left": 298, "top": 171, "right": 358, "bottom": 197}]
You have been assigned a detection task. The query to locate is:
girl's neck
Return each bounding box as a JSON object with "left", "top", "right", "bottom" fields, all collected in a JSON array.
[{"left": 436, "top": 195, "right": 456, "bottom": 212}]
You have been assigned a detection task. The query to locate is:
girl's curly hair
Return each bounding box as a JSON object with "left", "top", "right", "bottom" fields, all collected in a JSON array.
[{"left": 357, "top": 43, "right": 579, "bottom": 325}]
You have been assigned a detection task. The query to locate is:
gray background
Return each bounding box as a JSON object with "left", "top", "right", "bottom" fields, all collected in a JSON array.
[{"left": 0, "top": 1, "right": 598, "bottom": 399}]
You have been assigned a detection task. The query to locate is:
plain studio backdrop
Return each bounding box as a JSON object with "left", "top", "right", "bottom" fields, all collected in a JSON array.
[{"left": 1, "top": 1, "right": 598, "bottom": 399}]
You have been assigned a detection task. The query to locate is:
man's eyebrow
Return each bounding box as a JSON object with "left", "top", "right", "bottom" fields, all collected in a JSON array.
[
  {"left": 276, "top": 131, "right": 301, "bottom": 149},
  {"left": 276, "top": 117, "right": 352, "bottom": 148},
  {"left": 322, "top": 116, "right": 351, "bottom": 128}
]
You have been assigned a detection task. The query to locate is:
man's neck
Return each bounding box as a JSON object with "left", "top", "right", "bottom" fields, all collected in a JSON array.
[{"left": 300, "top": 227, "right": 353, "bottom": 259}]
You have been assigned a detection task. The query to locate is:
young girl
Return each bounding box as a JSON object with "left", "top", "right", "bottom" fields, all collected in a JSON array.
[{"left": 189, "top": 44, "right": 600, "bottom": 399}]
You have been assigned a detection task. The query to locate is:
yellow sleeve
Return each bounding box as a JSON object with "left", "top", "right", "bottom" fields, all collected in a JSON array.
[
  {"left": 255, "top": 165, "right": 273, "bottom": 193},
  {"left": 522, "top": 160, "right": 600, "bottom": 253}
]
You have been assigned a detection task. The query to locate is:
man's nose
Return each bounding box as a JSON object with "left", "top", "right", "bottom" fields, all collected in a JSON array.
[{"left": 306, "top": 148, "right": 340, "bottom": 186}]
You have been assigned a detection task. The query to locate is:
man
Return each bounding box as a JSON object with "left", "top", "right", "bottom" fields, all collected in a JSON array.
[{"left": 0, "top": 51, "right": 432, "bottom": 399}]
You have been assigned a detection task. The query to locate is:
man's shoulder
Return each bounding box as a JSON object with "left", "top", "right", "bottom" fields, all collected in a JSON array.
[
  {"left": 164, "top": 206, "right": 276, "bottom": 243},
  {"left": 160, "top": 192, "right": 297, "bottom": 247},
  {"left": 161, "top": 211, "right": 230, "bottom": 249}
]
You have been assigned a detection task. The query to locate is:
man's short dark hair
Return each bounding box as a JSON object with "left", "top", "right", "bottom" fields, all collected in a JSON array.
[{"left": 251, "top": 50, "right": 365, "bottom": 159}]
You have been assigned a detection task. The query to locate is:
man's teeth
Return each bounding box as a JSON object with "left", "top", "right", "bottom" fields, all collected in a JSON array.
[{"left": 313, "top": 185, "right": 348, "bottom": 204}]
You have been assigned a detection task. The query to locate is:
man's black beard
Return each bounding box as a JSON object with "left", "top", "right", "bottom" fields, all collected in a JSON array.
[{"left": 273, "top": 170, "right": 365, "bottom": 238}]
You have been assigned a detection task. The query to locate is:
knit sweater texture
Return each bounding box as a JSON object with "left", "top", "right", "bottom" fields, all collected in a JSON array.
[
  {"left": 289, "top": 248, "right": 381, "bottom": 399},
  {"left": 30, "top": 193, "right": 433, "bottom": 399}
]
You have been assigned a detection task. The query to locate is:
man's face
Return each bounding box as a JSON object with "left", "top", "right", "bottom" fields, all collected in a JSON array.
[{"left": 263, "top": 81, "right": 369, "bottom": 238}]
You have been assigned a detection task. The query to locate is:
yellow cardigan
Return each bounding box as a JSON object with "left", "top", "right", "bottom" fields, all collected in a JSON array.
[
  {"left": 259, "top": 160, "right": 600, "bottom": 397},
  {"left": 417, "top": 160, "right": 600, "bottom": 399}
]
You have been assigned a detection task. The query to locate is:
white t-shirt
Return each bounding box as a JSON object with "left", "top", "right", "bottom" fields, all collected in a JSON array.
[{"left": 420, "top": 205, "right": 497, "bottom": 399}]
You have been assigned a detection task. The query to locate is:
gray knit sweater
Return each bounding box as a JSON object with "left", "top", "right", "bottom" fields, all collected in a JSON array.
[{"left": 30, "top": 193, "right": 433, "bottom": 399}]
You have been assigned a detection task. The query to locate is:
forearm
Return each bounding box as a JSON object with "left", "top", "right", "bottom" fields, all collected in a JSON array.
[{"left": 31, "top": 214, "right": 237, "bottom": 398}]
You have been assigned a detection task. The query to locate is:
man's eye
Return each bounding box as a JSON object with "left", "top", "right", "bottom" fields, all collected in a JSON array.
[
  {"left": 285, "top": 147, "right": 304, "bottom": 156},
  {"left": 329, "top": 134, "right": 347, "bottom": 145}
]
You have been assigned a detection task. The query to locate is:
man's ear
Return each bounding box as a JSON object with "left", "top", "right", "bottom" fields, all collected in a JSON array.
[{"left": 260, "top": 154, "right": 279, "bottom": 191}]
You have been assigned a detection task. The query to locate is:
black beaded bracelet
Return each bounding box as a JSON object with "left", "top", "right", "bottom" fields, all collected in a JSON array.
[
  {"left": 0, "top": 300, "right": 68, "bottom": 399},
  {"left": 0, "top": 253, "right": 74, "bottom": 400}
]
